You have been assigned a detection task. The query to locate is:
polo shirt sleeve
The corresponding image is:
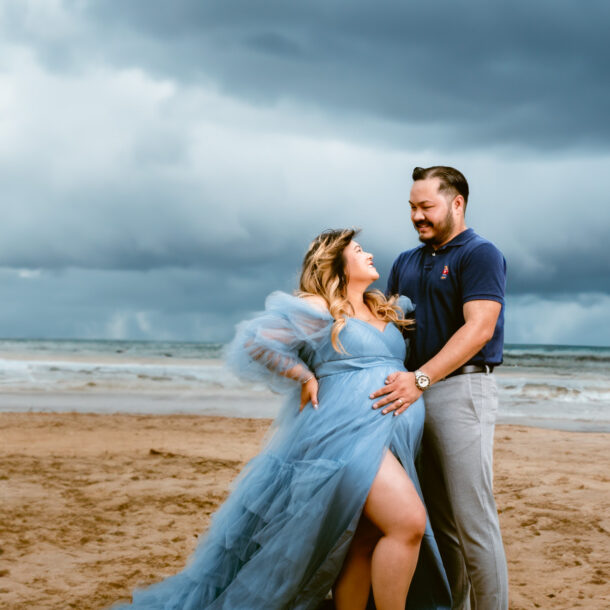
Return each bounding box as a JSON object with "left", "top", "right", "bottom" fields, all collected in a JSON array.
[{"left": 461, "top": 242, "right": 506, "bottom": 305}]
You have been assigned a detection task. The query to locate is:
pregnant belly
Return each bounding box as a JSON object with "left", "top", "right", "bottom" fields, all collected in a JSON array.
[
  {"left": 317, "top": 361, "right": 405, "bottom": 392},
  {"left": 315, "top": 363, "right": 406, "bottom": 423},
  {"left": 283, "top": 364, "right": 422, "bottom": 464}
]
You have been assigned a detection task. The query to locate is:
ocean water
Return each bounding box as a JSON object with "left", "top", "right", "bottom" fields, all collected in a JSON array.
[
  {"left": 498, "top": 344, "right": 610, "bottom": 431},
  {"left": 0, "top": 339, "right": 608, "bottom": 432}
]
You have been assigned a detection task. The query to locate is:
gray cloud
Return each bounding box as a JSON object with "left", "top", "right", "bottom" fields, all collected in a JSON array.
[
  {"left": 0, "top": 264, "right": 296, "bottom": 341},
  {"left": 20, "top": 0, "right": 601, "bottom": 151},
  {"left": 0, "top": 1, "right": 608, "bottom": 344},
  {"left": 0, "top": 72, "right": 607, "bottom": 291},
  {"left": 504, "top": 293, "right": 610, "bottom": 346},
  {"left": 4, "top": 266, "right": 610, "bottom": 346}
]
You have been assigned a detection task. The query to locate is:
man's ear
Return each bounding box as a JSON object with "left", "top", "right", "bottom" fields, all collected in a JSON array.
[{"left": 453, "top": 194, "right": 466, "bottom": 214}]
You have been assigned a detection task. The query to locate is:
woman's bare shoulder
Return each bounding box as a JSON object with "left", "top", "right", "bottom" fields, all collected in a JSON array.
[{"left": 298, "top": 294, "right": 330, "bottom": 313}]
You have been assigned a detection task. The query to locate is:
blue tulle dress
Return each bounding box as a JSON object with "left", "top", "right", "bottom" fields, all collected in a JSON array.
[{"left": 114, "top": 292, "right": 451, "bottom": 609}]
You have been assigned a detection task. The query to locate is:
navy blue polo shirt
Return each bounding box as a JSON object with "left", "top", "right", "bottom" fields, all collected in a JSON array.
[{"left": 387, "top": 228, "right": 506, "bottom": 371}]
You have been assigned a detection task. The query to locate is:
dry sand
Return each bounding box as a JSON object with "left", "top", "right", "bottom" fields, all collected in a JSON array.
[{"left": 1, "top": 412, "right": 608, "bottom": 609}]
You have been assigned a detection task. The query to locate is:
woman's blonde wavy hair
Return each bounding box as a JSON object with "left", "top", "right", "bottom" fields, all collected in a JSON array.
[{"left": 297, "top": 228, "right": 413, "bottom": 353}]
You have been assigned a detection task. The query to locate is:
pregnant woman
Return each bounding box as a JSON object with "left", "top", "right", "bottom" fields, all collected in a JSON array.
[{"left": 114, "top": 229, "right": 450, "bottom": 609}]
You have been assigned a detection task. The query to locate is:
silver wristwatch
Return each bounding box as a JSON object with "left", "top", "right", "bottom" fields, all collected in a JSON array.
[{"left": 414, "top": 369, "right": 431, "bottom": 391}]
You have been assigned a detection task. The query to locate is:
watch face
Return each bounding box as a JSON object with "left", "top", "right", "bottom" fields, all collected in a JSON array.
[{"left": 416, "top": 372, "right": 430, "bottom": 389}]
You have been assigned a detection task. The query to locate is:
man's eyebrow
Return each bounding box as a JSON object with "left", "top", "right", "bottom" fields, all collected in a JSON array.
[{"left": 408, "top": 199, "right": 432, "bottom": 205}]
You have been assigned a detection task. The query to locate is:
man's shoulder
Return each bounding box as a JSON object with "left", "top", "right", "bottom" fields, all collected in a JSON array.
[{"left": 461, "top": 231, "right": 504, "bottom": 258}]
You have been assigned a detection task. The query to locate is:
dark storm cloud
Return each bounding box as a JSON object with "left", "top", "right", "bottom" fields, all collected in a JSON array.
[
  {"left": 0, "top": 157, "right": 317, "bottom": 274},
  {"left": 3, "top": 263, "right": 609, "bottom": 344},
  {"left": 48, "top": 0, "right": 610, "bottom": 150},
  {"left": 505, "top": 243, "right": 610, "bottom": 296},
  {"left": 0, "top": 263, "right": 300, "bottom": 341},
  {"left": 1, "top": 1, "right": 609, "bottom": 344}
]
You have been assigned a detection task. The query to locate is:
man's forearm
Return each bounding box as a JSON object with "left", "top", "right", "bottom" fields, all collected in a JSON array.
[
  {"left": 419, "top": 320, "right": 494, "bottom": 384},
  {"left": 370, "top": 300, "right": 501, "bottom": 413}
]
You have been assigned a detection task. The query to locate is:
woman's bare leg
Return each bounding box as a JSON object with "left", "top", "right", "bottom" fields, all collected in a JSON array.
[
  {"left": 334, "top": 451, "right": 427, "bottom": 609},
  {"left": 366, "top": 451, "right": 426, "bottom": 608},
  {"left": 333, "top": 517, "right": 380, "bottom": 609},
  {"left": 366, "top": 451, "right": 427, "bottom": 609}
]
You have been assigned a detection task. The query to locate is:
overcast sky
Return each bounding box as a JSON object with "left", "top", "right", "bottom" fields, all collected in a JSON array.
[{"left": 1, "top": 0, "right": 609, "bottom": 345}]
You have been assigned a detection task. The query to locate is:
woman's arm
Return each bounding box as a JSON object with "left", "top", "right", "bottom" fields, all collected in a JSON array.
[{"left": 224, "top": 292, "right": 330, "bottom": 406}]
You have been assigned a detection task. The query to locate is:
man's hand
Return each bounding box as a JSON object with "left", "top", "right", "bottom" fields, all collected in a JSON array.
[
  {"left": 370, "top": 371, "right": 422, "bottom": 416},
  {"left": 300, "top": 376, "right": 319, "bottom": 411}
]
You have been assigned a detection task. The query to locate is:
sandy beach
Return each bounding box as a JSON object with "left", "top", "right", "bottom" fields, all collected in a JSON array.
[{"left": 1, "top": 412, "right": 608, "bottom": 609}]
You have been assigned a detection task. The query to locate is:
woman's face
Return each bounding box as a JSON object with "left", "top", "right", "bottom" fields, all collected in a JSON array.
[{"left": 343, "top": 240, "right": 379, "bottom": 283}]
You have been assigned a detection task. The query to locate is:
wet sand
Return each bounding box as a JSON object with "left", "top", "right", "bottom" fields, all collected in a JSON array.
[{"left": 1, "top": 412, "right": 608, "bottom": 609}]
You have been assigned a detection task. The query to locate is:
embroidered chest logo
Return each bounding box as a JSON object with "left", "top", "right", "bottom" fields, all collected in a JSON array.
[{"left": 440, "top": 265, "right": 449, "bottom": 280}]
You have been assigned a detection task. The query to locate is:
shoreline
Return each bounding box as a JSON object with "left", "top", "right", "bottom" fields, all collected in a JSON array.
[
  {"left": 1, "top": 412, "right": 609, "bottom": 609},
  {"left": 0, "top": 392, "right": 608, "bottom": 433}
]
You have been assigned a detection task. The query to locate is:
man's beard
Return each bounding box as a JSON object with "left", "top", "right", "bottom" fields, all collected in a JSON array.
[{"left": 416, "top": 209, "right": 455, "bottom": 247}]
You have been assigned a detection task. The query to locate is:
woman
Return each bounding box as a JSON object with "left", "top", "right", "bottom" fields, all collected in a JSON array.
[{"left": 114, "top": 229, "right": 451, "bottom": 609}]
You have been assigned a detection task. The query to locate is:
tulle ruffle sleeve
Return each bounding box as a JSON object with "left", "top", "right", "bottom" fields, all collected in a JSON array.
[
  {"left": 396, "top": 294, "right": 415, "bottom": 317},
  {"left": 224, "top": 291, "right": 333, "bottom": 393},
  {"left": 395, "top": 294, "right": 415, "bottom": 364}
]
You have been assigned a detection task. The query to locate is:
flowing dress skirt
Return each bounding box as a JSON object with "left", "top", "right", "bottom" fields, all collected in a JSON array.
[{"left": 113, "top": 294, "right": 451, "bottom": 609}]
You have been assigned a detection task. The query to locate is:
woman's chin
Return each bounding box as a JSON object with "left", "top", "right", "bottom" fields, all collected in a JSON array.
[{"left": 352, "top": 270, "right": 379, "bottom": 286}]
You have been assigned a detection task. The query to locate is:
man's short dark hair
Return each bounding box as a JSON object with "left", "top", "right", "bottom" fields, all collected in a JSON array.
[{"left": 412, "top": 166, "right": 469, "bottom": 208}]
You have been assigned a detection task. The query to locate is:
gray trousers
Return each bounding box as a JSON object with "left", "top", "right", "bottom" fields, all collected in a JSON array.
[{"left": 421, "top": 373, "right": 508, "bottom": 610}]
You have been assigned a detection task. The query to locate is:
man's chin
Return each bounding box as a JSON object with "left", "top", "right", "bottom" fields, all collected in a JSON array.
[
  {"left": 415, "top": 225, "right": 435, "bottom": 242},
  {"left": 418, "top": 227, "right": 452, "bottom": 247},
  {"left": 418, "top": 233, "right": 436, "bottom": 245}
]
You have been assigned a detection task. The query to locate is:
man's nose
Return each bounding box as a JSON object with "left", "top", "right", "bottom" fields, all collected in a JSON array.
[{"left": 411, "top": 207, "right": 424, "bottom": 221}]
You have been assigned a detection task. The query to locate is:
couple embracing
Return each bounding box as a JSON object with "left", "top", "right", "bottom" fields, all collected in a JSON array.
[{"left": 115, "top": 166, "right": 508, "bottom": 610}]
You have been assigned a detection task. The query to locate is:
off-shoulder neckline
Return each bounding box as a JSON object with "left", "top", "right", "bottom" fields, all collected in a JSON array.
[
  {"left": 270, "top": 292, "right": 394, "bottom": 334},
  {"left": 295, "top": 293, "right": 389, "bottom": 332}
]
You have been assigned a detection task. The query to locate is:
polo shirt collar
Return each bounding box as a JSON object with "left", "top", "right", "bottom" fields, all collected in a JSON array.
[{"left": 422, "top": 228, "right": 475, "bottom": 253}]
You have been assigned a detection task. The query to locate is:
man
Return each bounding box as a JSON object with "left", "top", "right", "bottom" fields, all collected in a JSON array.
[{"left": 370, "top": 166, "right": 509, "bottom": 609}]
